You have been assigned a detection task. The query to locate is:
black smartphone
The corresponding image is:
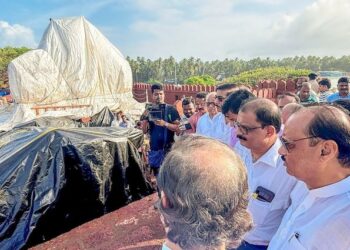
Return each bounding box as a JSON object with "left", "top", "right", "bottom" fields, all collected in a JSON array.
[
  {"left": 255, "top": 186, "right": 275, "bottom": 203},
  {"left": 184, "top": 123, "right": 192, "bottom": 130}
]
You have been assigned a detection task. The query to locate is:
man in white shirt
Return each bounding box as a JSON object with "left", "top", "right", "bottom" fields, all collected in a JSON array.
[
  {"left": 235, "top": 99, "right": 297, "bottom": 250},
  {"left": 268, "top": 105, "right": 350, "bottom": 250},
  {"left": 196, "top": 92, "right": 220, "bottom": 137},
  {"left": 212, "top": 83, "right": 238, "bottom": 144},
  {"left": 221, "top": 89, "right": 256, "bottom": 148}
]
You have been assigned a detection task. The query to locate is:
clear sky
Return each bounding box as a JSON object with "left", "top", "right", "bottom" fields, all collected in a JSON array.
[{"left": 0, "top": 0, "right": 349, "bottom": 60}]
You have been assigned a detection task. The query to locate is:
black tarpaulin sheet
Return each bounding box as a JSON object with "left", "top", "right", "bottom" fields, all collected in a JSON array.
[
  {"left": 90, "top": 106, "right": 114, "bottom": 127},
  {"left": 14, "top": 116, "right": 82, "bottom": 129},
  {"left": 0, "top": 126, "right": 152, "bottom": 249}
]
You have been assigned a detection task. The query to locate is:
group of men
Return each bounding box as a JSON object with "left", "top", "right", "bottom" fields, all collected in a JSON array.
[
  {"left": 297, "top": 73, "right": 350, "bottom": 105},
  {"left": 140, "top": 79, "right": 350, "bottom": 250}
]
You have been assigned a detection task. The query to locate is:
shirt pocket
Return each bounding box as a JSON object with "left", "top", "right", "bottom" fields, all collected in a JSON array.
[
  {"left": 248, "top": 198, "right": 271, "bottom": 226},
  {"left": 270, "top": 198, "right": 290, "bottom": 211}
]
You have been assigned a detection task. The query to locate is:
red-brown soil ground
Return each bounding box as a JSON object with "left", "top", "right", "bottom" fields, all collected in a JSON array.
[{"left": 31, "top": 194, "right": 164, "bottom": 250}]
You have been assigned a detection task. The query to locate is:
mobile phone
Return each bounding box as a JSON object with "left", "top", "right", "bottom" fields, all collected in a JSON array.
[
  {"left": 184, "top": 123, "right": 192, "bottom": 130},
  {"left": 255, "top": 186, "right": 275, "bottom": 203}
]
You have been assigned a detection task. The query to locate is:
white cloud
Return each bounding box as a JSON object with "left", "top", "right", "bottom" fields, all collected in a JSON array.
[
  {"left": 264, "top": 0, "right": 350, "bottom": 57},
  {"left": 127, "top": 0, "right": 350, "bottom": 60},
  {"left": 0, "top": 21, "right": 37, "bottom": 48}
]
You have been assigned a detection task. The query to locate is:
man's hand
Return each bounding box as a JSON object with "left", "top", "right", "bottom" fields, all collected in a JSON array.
[
  {"left": 140, "top": 110, "right": 149, "bottom": 121},
  {"left": 154, "top": 119, "right": 166, "bottom": 127},
  {"left": 141, "top": 120, "right": 149, "bottom": 134}
]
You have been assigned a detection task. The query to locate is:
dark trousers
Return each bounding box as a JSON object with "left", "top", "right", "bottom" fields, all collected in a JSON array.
[
  {"left": 235, "top": 241, "right": 268, "bottom": 250},
  {"left": 151, "top": 166, "right": 161, "bottom": 197}
]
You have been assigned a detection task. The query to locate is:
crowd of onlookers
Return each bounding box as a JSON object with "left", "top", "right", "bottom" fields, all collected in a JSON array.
[{"left": 138, "top": 74, "right": 350, "bottom": 250}]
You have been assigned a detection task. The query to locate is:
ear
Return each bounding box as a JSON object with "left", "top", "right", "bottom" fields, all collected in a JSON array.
[
  {"left": 161, "top": 191, "right": 171, "bottom": 208},
  {"left": 265, "top": 125, "right": 276, "bottom": 137},
  {"left": 320, "top": 140, "right": 338, "bottom": 162}
]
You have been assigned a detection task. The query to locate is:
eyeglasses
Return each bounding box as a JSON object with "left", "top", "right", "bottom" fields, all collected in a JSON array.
[
  {"left": 215, "top": 95, "right": 225, "bottom": 102},
  {"left": 279, "top": 136, "right": 318, "bottom": 152},
  {"left": 234, "top": 121, "right": 263, "bottom": 135},
  {"left": 206, "top": 101, "right": 216, "bottom": 106}
]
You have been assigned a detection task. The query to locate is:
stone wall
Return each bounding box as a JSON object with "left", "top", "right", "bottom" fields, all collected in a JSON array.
[{"left": 132, "top": 79, "right": 297, "bottom": 104}]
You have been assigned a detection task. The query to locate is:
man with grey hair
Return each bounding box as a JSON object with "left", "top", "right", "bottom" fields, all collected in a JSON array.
[
  {"left": 157, "top": 135, "right": 253, "bottom": 250},
  {"left": 196, "top": 92, "right": 220, "bottom": 137}
]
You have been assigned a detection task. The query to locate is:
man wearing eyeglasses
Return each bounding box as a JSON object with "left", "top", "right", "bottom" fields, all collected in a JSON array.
[
  {"left": 196, "top": 92, "right": 220, "bottom": 137},
  {"left": 221, "top": 89, "right": 256, "bottom": 148},
  {"left": 234, "top": 99, "right": 297, "bottom": 250},
  {"left": 268, "top": 105, "right": 350, "bottom": 250}
]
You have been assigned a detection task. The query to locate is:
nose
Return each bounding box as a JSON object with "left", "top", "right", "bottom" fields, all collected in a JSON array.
[
  {"left": 278, "top": 145, "right": 287, "bottom": 157},
  {"left": 214, "top": 98, "right": 220, "bottom": 107}
]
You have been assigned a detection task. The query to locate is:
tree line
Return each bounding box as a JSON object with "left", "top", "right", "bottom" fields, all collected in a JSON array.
[
  {"left": 126, "top": 56, "right": 350, "bottom": 84},
  {"left": 0, "top": 47, "right": 350, "bottom": 85}
]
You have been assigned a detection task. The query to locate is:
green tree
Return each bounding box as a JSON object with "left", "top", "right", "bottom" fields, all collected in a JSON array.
[{"left": 185, "top": 75, "right": 216, "bottom": 86}]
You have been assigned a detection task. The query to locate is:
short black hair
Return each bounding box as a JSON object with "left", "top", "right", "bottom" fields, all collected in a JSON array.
[
  {"left": 277, "top": 92, "right": 300, "bottom": 103},
  {"left": 240, "top": 99, "right": 281, "bottom": 133},
  {"left": 319, "top": 78, "right": 331, "bottom": 89},
  {"left": 182, "top": 97, "right": 194, "bottom": 106},
  {"left": 195, "top": 92, "right": 207, "bottom": 99},
  {"left": 151, "top": 83, "right": 163, "bottom": 93},
  {"left": 333, "top": 99, "right": 350, "bottom": 114},
  {"left": 215, "top": 83, "right": 238, "bottom": 91},
  {"left": 338, "top": 77, "right": 349, "bottom": 84},
  {"left": 307, "top": 105, "right": 350, "bottom": 168},
  {"left": 222, "top": 90, "right": 256, "bottom": 115},
  {"left": 308, "top": 73, "right": 317, "bottom": 80}
]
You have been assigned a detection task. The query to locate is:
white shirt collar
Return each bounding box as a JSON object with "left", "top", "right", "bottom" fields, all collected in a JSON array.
[
  {"left": 207, "top": 112, "right": 220, "bottom": 120},
  {"left": 253, "top": 138, "right": 281, "bottom": 168},
  {"left": 309, "top": 176, "right": 350, "bottom": 199}
]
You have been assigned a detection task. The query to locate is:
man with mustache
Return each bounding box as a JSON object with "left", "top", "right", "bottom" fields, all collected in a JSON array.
[
  {"left": 196, "top": 92, "right": 219, "bottom": 137},
  {"left": 327, "top": 76, "right": 350, "bottom": 102},
  {"left": 268, "top": 105, "right": 350, "bottom": 249},
  {"left": 234, "top": 99, "right": 297, "bottom": 250},
  {"left": 221, "top": 89, "right": 256, "bottom": 148},
  {"left": 186, "top": 92, "right": 207, "bottom": 133}
]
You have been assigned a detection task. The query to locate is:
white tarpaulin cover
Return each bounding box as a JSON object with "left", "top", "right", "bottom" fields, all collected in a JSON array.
[{"left": 2, "top": 16, "right": 142, "bottom": 130}]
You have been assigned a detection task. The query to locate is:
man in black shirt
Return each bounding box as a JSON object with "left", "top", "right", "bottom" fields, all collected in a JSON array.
[{"left": 141, "top": 83, "right": 180, "bottom": 176}]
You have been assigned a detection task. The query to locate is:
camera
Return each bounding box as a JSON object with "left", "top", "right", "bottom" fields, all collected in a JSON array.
[{"left": 145, "top": 103, "right": 166, "bottom": 122}]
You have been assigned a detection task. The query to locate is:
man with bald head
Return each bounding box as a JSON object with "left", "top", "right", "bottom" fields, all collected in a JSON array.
[
  {"left": 269, "top": 105, "right": 350, "bottom": 249},
  {"left": 234, "top": 99, "right": 297, "bottom": 250},
  {"left": 281, "top": 103, "right": 303, "bottom": 125},
  {"left": 298, "top": 82, "right": 318, "bottom": 105},
  {"left": 157, "top": 136, "right": 253, "bottom": 250},
  {"left": 277, "top": 93, "right": 300, "bottom": 110}
]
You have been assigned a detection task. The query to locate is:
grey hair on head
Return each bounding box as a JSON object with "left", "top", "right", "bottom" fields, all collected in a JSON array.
[{"left": 157, "top": 135, "right": 252, "bottom": 249}]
